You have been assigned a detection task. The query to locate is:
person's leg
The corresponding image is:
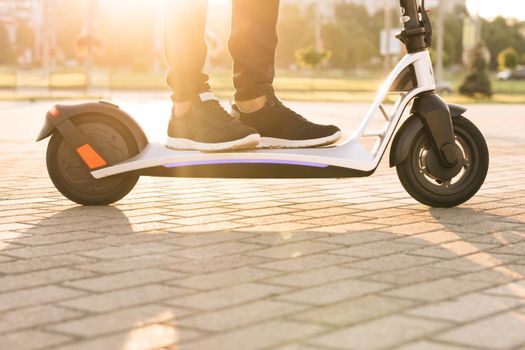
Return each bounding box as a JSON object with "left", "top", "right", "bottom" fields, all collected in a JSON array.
[
  {"left": 164, "top": 0, "right": 210, "bottom": 106},
  {"left": 164, "top": 1, "right": 260, "bottom": 151},
  {"left": 229, "top": 0, "right": 279, "bottom": 103},
  {"left": 229, "top": 0, "right": 341, "bottom": 148}
]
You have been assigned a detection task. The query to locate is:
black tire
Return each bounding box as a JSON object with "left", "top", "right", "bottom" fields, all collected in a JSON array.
[
  {"left": 47, "top": 114, "right": 140, "bottom": 205},
  {"left": 396, "top": 116, "right": 489, "bottom": 208}
]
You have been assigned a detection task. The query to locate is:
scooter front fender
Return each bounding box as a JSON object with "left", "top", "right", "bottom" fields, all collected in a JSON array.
[
  {"left": 35, "top": 102, "right": 148, "bottom": 151},
  {"left": 389, "top": 103, "right": 465, "bottom": 168}
]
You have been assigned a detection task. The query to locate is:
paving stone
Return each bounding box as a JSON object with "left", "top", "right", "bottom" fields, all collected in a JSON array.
[
  {"left": 0, "top": 304, "right": 82, "bottom": 334},
  {"left": 385, "top": 278, "right": 492, "bottom": 302},
  {"left": 264, "top": 265, "right": 367, "bottom": 287},
  {"left": 457, "top": 265, "right": 525, "bottom": 284},
  {"left": 0, "top": 267, "right": 94, "bottom": 292},
  {"left": 315, "top": 231, "right": 395, "bottom": 246},
  {"left": 166, "top": 231, "right": 253, "bottom": 247},
  {"left": 407, "top": 293, "right": 525, "bottom": 322},
  {"left": 244, "top": 222, "right": 315, "bottom": 232},
  {"left": 59, "top": 284, "right": 190, "bottom": 313},
  {"left": 247, "top": 241, "right": 340, "bottom": 259},
  {"left": 167, "top": 282, "right": 288, "bottom": 310},
  {"left": 490, "top": 241, "right": 525, "bottom": 256},
  {"left": 47, "top": 304, "right": 176, "bottom": 337},
  {"left": 183, "top": 320, "right": 324, "bottom": 350},
  {"left": 272, "top": 344, "right": 327, "bottom": 350},
  {"left": 77, "top": 254, "right": 186, "bottom": 273},
  {"left": 362, "top": 266, "right": 462, "bottom": 285},
  {"left": 465, "top": 230, "right": 525, "bottom": 245},
  {"left": 4, "top": 240, "right": 105, "bottom": 258},
  {"left": 79, "top": 242, "right": 174, "bottom": 259},
  {"left": 313, "top": 315, "right": 450, "bottom": 350},
  {"left": 410, "top": 241, "right": 496, "bottom": 259},
  {"left": 169, "top": 220, "right": 249, "bottom": 232},
  {"left": 405, "top": 231, "right": 474, "bottom": 245},
  {"left": 346, "top": 253, "right": 438, "bottom": 272},
  {"left": 170, "top": 241, "right": 261, "bottom": 259},
  {"left": 170, "top": 266, "right": 280, "bottom": 290},
  {"left": 0, "top": 329, "right": 71, "bottom": 350},
  {"left": 178, "top": 299, "right": 307, "bottom": 332},
  {"left": 53, "top": 324, "right": 179, "bottom": 350},
  {"left": 291, "top": 294, "right": 416, "bottom": 326},
  {"left": 395, "top": 340, "right": 472, "bottom": 350},
  {"left": 297, "top": 214, "right": 367, "bottom": 226},
  {"left": 314, "top": 222, "right": 385, "bottom": 233},
  {"left": 454, "top": 220, "right": 524, "bottom": 234},
  {"left": 241, "top": 231, "right": 328, "bottom": 246},
  {"left": 382, "top": 222, "right": 445, "bottom": 236},
  {"left": 431, "top": 252, "right": 522, "bottom": 272},
  {"left": 435, "top": 311, "right": 525, "bottom": 349},
  {"left": 65, "top": 268, "right": 182, "bottom": 292},
  {"left": 168, "top": 254, "right": 269, "bottom": 274},
  {"left": 0, "top": 285, "right": 85, "bottom": 312},
  {"left": 292, "top": 206, "right": 359, "bottom": 218},
  {"left": 277, "top": 279, "right": 390, "bottom": 305},
  {"left": 483, "top": 279, "right": 525, "bottom": 298},
  {"left": 10, "top": 231, "right": 104, "bottom": 246},
  {"left": 0, "top": 254, "right": 94, "bottom": 276},
  {"left": 257, "top": 253, "right": 356, "bottom": 272},
  {"left": 332, "top": 241, "right": 419, "bottom": 258}
]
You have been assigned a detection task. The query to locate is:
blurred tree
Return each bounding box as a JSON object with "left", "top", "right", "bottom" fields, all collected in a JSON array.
[
  {"left": 459, "top": 43, "right": 492, "bottom": 97},
  {"left": 482, "top": 16, "right": 525, "bottom": 70},
  {"left": 276, "top": 4, "right": 314, "bottom": 68},
  {"left": 498, "top": 47, "right": 519, "bottom": 71},
  {"left": 15, "top": 20, "right": 34, "bottom": 57},
  {"left": 430, "top": 48, "right": 450, "bottom": 67},
  {"left": 0, "top": 23, "right": 13, "bottom": 64},
  {"left": 54, "top": 1, "right": 84, "bottom": 63},
  {"left": 295, "top": 45, "right": 331, "bottom": 90},
  {"left": 295, "top": 45, "right": 332, "bottom": 69},
  {"left": 326, "top": 3, "right": 381, "bottom": 69}
]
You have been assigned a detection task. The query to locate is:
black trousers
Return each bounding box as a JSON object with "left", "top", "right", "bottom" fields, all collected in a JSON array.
[{"left": 164, "top": 0, "right": 279, "bottom": 102}]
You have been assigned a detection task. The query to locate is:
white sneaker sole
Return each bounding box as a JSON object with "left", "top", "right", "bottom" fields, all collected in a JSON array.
[
  {"left": 257, "top": 131, "right": 342, "bottom": 148},
  {"left": 165, "top": 133, "right": 260, "bottom": 152}
]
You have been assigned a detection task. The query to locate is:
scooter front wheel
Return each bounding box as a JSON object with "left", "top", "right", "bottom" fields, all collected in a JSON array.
[
  {"left": 396, "top": 116, "right": 489, "bottom": 208},
  {"left": 47, "top": 113, "right": 140, "bottom": 205}
]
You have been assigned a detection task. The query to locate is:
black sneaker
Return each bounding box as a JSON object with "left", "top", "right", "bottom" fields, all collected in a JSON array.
[
  {"left": 166, "top": 92, "right": 260, "bottom": 151},
  {"left": 233, "top": 95, "right": 341, "bottom": 148}
]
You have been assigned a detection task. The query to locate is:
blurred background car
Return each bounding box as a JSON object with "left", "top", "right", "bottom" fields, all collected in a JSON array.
[
  {"left": 497, "top": 66, "right": 525, "bottom": 80},
  {"left": 436, "top": 80, "right": 454, "bottom": 94}
]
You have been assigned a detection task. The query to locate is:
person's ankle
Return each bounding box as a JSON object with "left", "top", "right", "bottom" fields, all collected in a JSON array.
[
  {"left": 236, "top": 95, "right": 267, "bottom": 113},
  {"left": 173, "top": 100, "right": 192, "bottom": 117}
]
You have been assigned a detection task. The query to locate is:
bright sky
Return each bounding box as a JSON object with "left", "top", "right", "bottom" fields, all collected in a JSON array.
[{"left": 467, "top": 0, "right": 525, "bottom": 20}]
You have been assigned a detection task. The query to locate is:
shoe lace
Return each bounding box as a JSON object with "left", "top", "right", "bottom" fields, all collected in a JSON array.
[
  {"left": 272, "top": 99, "right": 308, "bottom": 122},
  {"left": 196, "top": 100, "right": 234, "bottom": 124}
]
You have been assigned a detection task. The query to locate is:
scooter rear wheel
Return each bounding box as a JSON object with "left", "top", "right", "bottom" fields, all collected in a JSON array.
[
  {"left": 396, "top": 116, "right": 489, "bottom": 208},
  {"left": 47, "top": 113, "right": 140, "bottom": 205}
]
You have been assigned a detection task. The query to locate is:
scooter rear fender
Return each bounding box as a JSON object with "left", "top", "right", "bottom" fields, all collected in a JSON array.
[
  {"left": 36, "top": 101, "right": 148, "bottom": 150},
  {"left": 389, "top": 103, "right": 466, "bottom": 168}
]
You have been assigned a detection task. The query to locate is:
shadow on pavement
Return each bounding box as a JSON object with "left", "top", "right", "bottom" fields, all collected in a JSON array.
[
  {"left": 2, "top": 203, "right": 525, "bottom": 349},
  {"left": 2, "top": 206, "right": 183, "bottom": 350}
]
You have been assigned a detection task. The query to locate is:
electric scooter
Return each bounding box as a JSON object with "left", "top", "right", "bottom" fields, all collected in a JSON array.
[{"left": 37, "top": 0, "right": 489, "bottom": 208}]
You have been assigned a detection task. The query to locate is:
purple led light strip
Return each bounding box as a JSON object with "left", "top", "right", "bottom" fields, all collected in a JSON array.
[{"left": 163, "top": 159, "right": 329, "bottom": 168}]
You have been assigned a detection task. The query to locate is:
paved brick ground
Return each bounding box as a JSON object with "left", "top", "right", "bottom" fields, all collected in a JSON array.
[{"left": 0, "top": 97, "right": 524, "bottom": 350}]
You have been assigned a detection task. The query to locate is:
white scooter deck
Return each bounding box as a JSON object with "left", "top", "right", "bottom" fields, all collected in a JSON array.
[{"left": 90, "top": 141, "right": 375, "bottom": 179}]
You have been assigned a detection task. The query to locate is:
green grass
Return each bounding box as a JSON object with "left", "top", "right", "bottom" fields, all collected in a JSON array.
[{"left": 1, "top": 69, "right": 525, "bottom": 103}]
